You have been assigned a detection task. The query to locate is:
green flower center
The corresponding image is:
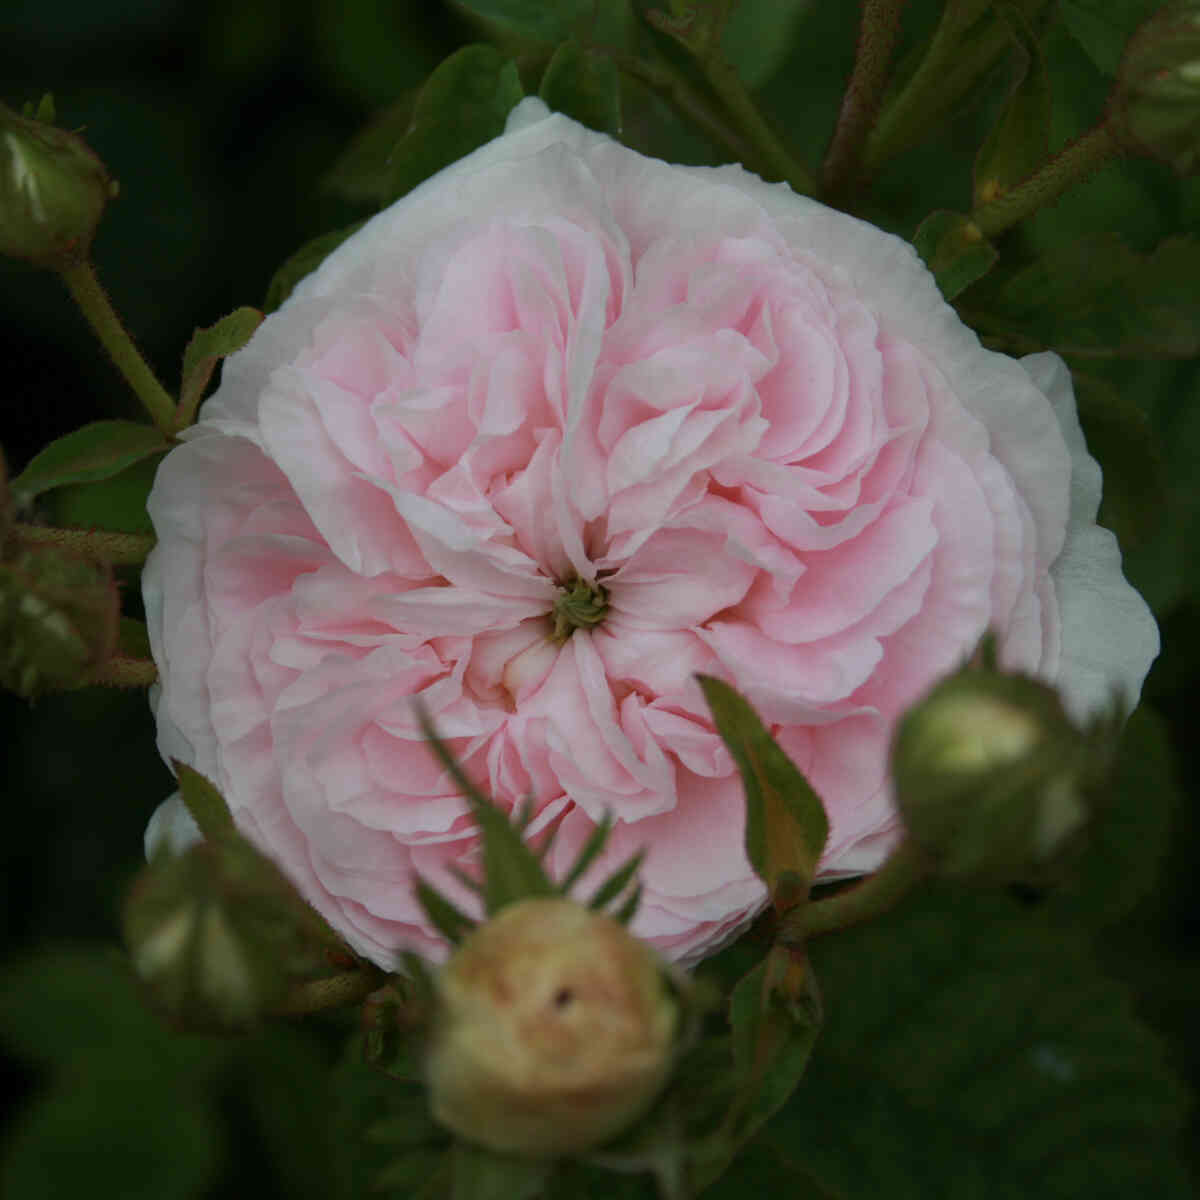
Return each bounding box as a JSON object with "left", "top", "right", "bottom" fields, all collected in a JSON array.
[{"left": 552, "top": 578, "right": 609, "bottom": 640}]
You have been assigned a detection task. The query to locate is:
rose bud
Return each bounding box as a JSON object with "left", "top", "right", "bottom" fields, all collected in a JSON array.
[
  {"left": 0, "top": 101, "right": 116, "bottom": 268},
  {"left": 0, "top": 545, "right": 119, "bottom": 698},
  {"left": 1112, "top": 4, "right": 1200, "bottom": 174},
  {"left": 890, "top": 666, "right": 1096, "bottom": 883},
  {"left": 124, "top": 836, "right": 326, "bottom": 1030},
  {"left": 424, "top": 897, "right": 680, "bottom": 1157}
]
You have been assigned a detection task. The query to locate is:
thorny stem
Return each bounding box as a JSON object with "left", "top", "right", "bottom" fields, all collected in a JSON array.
[
  {"left": 59, "top": 260, "right": 176, "bottom": 435},
  {"left": 273, "top": 968, "right": 385, "bottom": 1017},
  {"left": 821, "top": 0, "right": 911, "bottom": 204},
  {"left": 80, "top": 655, "right": 159, "bottom": 688},
  {"left": 13, "top": 522, "right": 155, "bottom": 565},
  {"left": 971, "top": 123, "right": 1122, "bottom": 239},
  {"left": 781, "top": 838, "right": 929, "bottom": 942}
]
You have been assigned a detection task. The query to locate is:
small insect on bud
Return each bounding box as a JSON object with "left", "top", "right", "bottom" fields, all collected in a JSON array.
[
  {"left": 0, "top": 101, "right": 117, "bottom": 268},
  {"left": 424, "top": 897, "right": 680, "bottom": 1158},
  {"left": 891, "top": 666, "right": 1096, "bottom": 884}
]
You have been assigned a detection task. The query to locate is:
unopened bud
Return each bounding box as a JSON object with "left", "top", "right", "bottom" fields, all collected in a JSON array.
[
  {"left": 891, "top": 668, "right": 1093, "bottom": 883},
  {"left": 425, "top": 898, "right": 680, "bottom": 1157},
  {"left": 124, "top": 837, "right": 326, "bottom": 1030},
  {"left": 0, "top": 101, "right": 116, "bottom": 268},
  {"left": 0, "top": 545, "right": 119, "bottom": 697},
  {"left": 1112, "top": 5, "right": 1200, "bottom": 174}
]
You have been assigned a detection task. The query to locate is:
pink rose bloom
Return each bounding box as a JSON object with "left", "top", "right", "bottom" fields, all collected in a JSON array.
[{"left": 143, "top": 99, "right": 1158, "bottom": 966}]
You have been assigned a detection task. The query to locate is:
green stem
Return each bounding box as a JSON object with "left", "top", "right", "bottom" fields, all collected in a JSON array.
[
  {"left": 14, "top": 522, "right": 155, "bottom": 565},
  {"left": 617, "top": 53, "right": 760, "bottom": 172},
  {"left": 821, "top": 0, "right": 911, "bottom": 203},
  {"left": 864, "top": 0, "right": 1050, "bottom": 172},
  {"left": 274, "top": 969, "right": 384, "bottom": 1016},
  {"left": 59, "top": 260, "right": 176, "bottom": 435},
  {"left": 971, "top": 123, "right": 1121, "bottom": 239},
  {"left": 700, "top": 53, "right": 817, "bottom": 195},
  {"left": 80, "top": 655, "right": 159, "bottom": 688},
  {"left": 781, "top": 839, "right": 929, "bottom": 942}
]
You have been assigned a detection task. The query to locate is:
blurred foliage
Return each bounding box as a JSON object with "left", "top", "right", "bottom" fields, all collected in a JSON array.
[{"left": 1, "top": 0, "right": 1198, "bottom": 1196}]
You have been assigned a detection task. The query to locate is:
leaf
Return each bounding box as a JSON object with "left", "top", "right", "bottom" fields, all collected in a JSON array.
[
  {"left": 450, "top": 1142, "right": 553, "bottom": 1200},
  {"left": 588, "top": 849, "right": 644, "bottom": 913},
  {"left": 417, "top": 704, "right": 554, "bottom": 914},
  {"left": 117, "top": 616, "right": 152, "bottom": 659},
  {"left": 768, "top": 885, "right": 1193, "bottom": 1199},
  {"left": 10, "top": 420, "right": 169, "bottom": 504},
  {"left": 177, "top": 307, "right": 263, "bottom": 429},
  {"left": 414, "top": 878, "right": 477, "bottom": 945},
  {"left": 451, "top": 0, "right": 590, "bottom": 45},
  {"left": 978, "top": 234, "right": 1200, "bottom": 358},
  {"left": 1046, "top": 706, "right": 1176, "bottom": 930},
  {"left": 1070, "top": 371, "right": 1166, "bottom": 549},
  {"left": 173, "top": 761, "right": 236, "bottom": 840},
  {"left": 322, "top": 94, "right": 419, "bottom": 206},
  {"left": 698, "top": 676, "right": 829, "bottom": 912},
  {"left": 384, "top": 45, "right": 524, "bottom": 206},
  {"left": 912, "top": 210, "right": 999, "bottom": 301},
  {"left": 44, "top": 453, "right": 164, "bottom": 535},
  {"left": 557, "top": 810, "right": 614, "bottom": 895},
  {"left": 264, "top": 220, "right": 367, "bottom": 312},
  {"left": 722, "top": 0, "right": 815, "bottom": 89},
  {"left": 728, "top": 946, "right": 821, "bottom": 1133},
  {"left": 539, "top": 39, "right": 621, "bottom": 136},
  {"left": 1060, "top": 0, "right": 1161, "bottom": 76},
  {"left": 973, "top": 4, "right": 1052, "bottom": 208},
  {"left": 1, "top": 1077, "right": 222, "bottom": 1200}
]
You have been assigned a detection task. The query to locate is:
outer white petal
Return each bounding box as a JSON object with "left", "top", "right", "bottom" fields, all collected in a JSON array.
[
  {"left": 1021, "top": 352, "right": 1160, "bottom": 720},
  {"left": 144, "top": 792, "right": 203, "bottom": 859}
]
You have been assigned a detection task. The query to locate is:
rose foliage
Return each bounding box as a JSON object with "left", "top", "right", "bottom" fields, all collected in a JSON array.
[{"left": 143, "top": 98, "right": 1159, "bottom": 969}]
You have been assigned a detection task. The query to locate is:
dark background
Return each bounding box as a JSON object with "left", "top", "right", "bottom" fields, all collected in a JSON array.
[{"left": 2, "top": 1, "right": 1197, "bottom": 1197}]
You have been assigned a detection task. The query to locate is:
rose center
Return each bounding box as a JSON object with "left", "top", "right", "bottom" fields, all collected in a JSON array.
[{"left": 551, "top": 578, "right": 609, "bottom": 640}]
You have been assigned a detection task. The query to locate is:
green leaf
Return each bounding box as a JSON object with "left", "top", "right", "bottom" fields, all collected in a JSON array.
[
  {"left": 1060, "top": 0, "right": 1160, "bottom": 76},
  {"left": 417, "top": 705, "right": 554, "bottom": 914},
  {"left": 450, "top": 1142, "right": 553, "bottom": 1200},
  {"left": 1070, "top": 371, "right": 1166, "bottom": 549},
  {"left": 728, "top": 946, "right": 821, "bottom": 1132},
  {"left": 973, "top": 4, "right": 1052, "bottom": 208},
  {"left": 589, "top": 849, "right": 644, "bottom": 912},
  {"left": 240, "top": 1027, "right": 337, "bottom": 1200},
  {"left": 1046, "top": 706, "right": 1176, "bottom": 930},
  {"left": 173, "top": 761, "right": 235, "bottom": 840},
  {"left": 117, "top": 616, "right": 152, "bottom": 658},
  {"left": 978, "top": 234, "right": 1200, "bottom": 358},
  {"left": 557, "top": 810, "right": 614, "bottom": 895},
  {"left": 414, "top": 878, "right": 477, "bottom": 945},
  {"left": 698, "top": 676, "right": 828, "bottom": 911},
  {"left": 912, "top": 210, "right": 999, "bottom": 301},
  {"left": 177, "top": 306, "right": 263, "bottom": 429},
  {"left": 10, "top": 420, "right": 168, "bottom": 504},
  {"left": 43, "top": 453, "right": 163, "bottom": 535},
  {"left": 451, "top": 0, "right": 590, "bottom": 44},
  {"left": 770, "top": 886, "right": 1192, "bottom": 1199},
  {"left": 264, "top": 220, "right": 367, "bottom": 312},
  {"left": 384, "top": 45, "right": 524, "bottom": 206},
  {"left": 322, "top": 94, "right": 418, "bottom": 206},
  {"left": 539, "top": 39, "right": 621, "bottom": 136},
  {"left": 722, "top": 0, "right": 815, "bottom": 89},
  {"left": 1, "top": 1077, "right": 222, "bottom": 1200}
]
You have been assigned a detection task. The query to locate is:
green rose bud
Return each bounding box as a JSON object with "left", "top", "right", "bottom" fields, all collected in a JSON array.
[
  {"left": 0, "top": 545, "right": 119, "bottom": 697},
  {"left": 1112, "top": 4, "right": 1200, "bottom": 174},
  {"left": 0, "top": 101, "right": 116, "bottom": 268},
  {"left": 425, "top": 897, "right": 680, "bottom": 1157},
  {"left": 891, "top": 666, "right": 1097, "bottom": 884},
  {"left": 125, "top": 836, "right": 329, "bottom": 1030}
]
